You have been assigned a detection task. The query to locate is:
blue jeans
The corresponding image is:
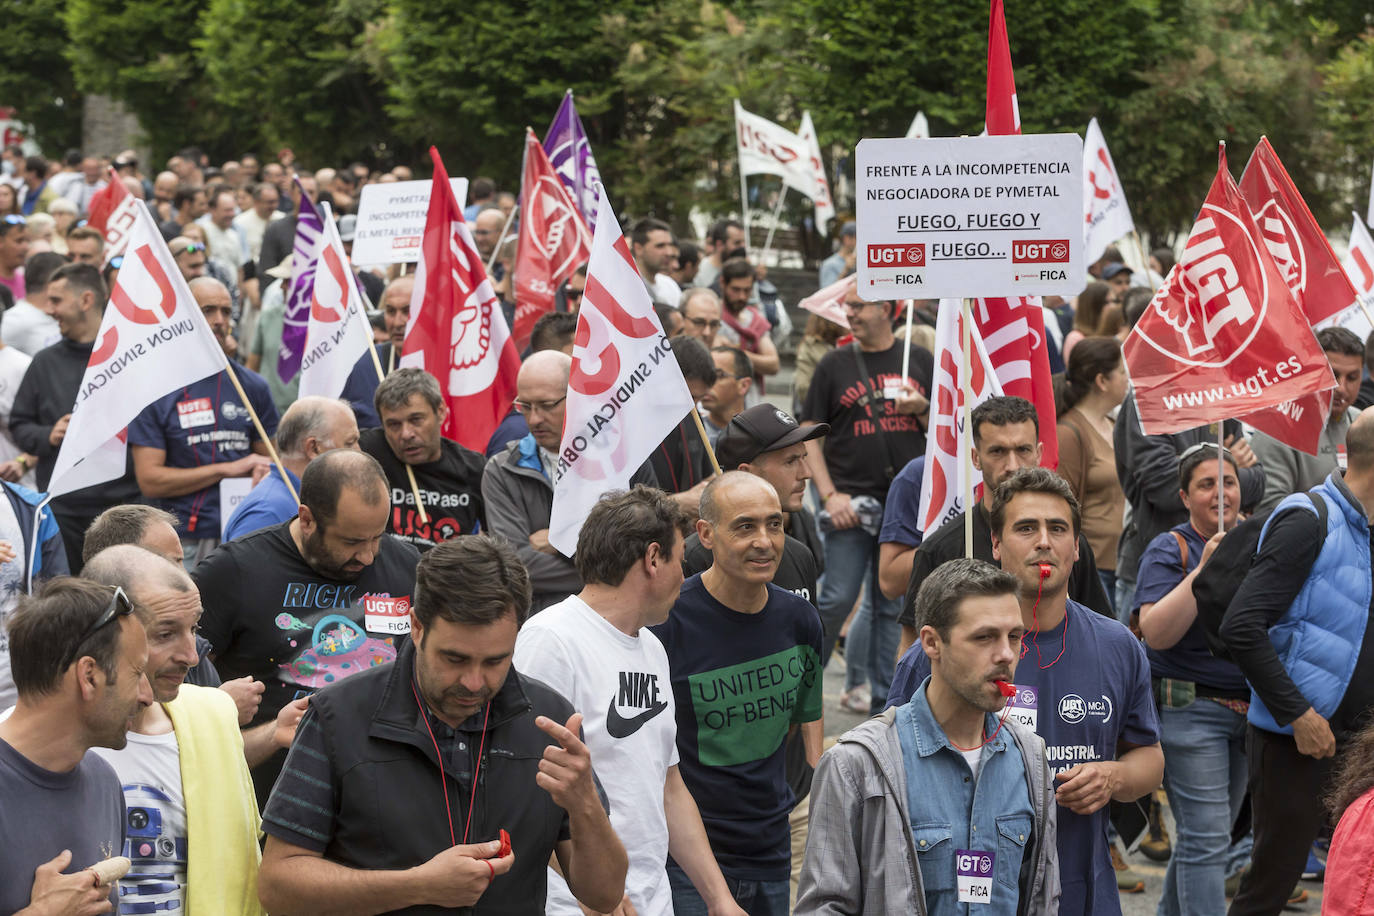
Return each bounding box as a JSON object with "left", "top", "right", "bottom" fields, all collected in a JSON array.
[
  {"left": 817, "top": 525, "right": 900, "bottom": 707},
  {"left": 1115, "top": 576, "right": 1137, "bottom": 625},
  {"left": 1156, "top": 695, "right": 1250, "bottom": 916},
  {"left": 1098, "top": 569, "right": 1117, "bottom": 617},
  {"left": 842, "top": 587, "right": 872, "bottom": 693},
  {"left": 667, "top": 861, "right": 790, "bottom": 916}
]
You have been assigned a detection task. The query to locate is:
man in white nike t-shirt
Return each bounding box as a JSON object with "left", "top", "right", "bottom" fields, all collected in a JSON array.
[{"left": 514, "top": 486, "right": 744, "bottom": 916}]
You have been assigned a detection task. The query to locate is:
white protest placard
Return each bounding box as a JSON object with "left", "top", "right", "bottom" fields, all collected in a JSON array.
[
  {"left": 351, "top": 178, "right": 469, "bottom": 265},
  {"left": 855, "top": 134, "right": 1083, "bottom": 299},
  {"left": 219, "top": 477, "right": 254, "bottom": 538}
]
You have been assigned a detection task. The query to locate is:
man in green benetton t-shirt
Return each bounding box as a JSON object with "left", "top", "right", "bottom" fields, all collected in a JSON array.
[{"left": 650, "top": 471, "right": 824, "bottom": 915}]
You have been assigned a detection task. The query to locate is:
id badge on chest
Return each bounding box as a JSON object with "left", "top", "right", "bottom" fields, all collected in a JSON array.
[
  {"left": 363, "top": 595, "right": 411, "bottom": 635},
  {"left": 176, "top": 397, "right": 214, "bottom": 429},
  {"left": 956, "top": 849, "right": 994, "bottom": 904},
  {"left": 1003, "top": 683, "right": 1038, "bottom": 731}
]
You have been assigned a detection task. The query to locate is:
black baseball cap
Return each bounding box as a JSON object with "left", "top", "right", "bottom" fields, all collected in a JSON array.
[{"left": 715, "top": 404, "right": 829, "bottom": 469}]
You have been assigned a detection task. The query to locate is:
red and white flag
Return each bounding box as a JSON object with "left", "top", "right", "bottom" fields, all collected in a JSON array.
[
  {"left": 797, "top": 275, "right": 853, "bottom": 329},
  {"left": 918, "top": 300, "right": 1004, "bottom": 535},
  {"left": 1083, "top": 118, "right": 1135, "bottom": 267},
  {"left": 48, "top": 200, "right": 228, "bottom": 497},
  {"left": 1324, "top": 214, "right": 1374, "bottom": 343},
  {"left": 1123, "top": 145, "right": 1334, "bottom": 435},
  {"left": 85, "top": 168, "right": 138, "bottom": 265},
  {"left": 548, "top": 187, "right": 697, "bottom": 556},
  {"left": 734, "top": 101, "right": 824, "bottom": 204},
  {"left": 797, "top": 112, "right": 836, "bottom": 233},
  {"left": 400, "top": 148, "right": 520, "bottom": 452},
  {"left": 300, "top": 203, "right": 374, "bottom": 398},
  {"left": 514, "top": 129, "right": 591, "bottom": 352},
  {"left": 985, "top": 0, "right": 1020, "bottom": 135},
  {"left": 1237, "top": 137, "right": 1358, "bottom": 453}
]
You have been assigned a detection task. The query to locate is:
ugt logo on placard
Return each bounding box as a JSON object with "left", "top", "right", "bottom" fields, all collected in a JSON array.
[{"left": 1140, "top": 203, "right": 1268, "bottom": 368}]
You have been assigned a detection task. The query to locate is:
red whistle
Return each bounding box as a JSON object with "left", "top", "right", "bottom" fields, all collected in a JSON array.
[
  {"left": 498, "top": 829, "right": 511, "bottom": 857},
  {"left": 1038, "top": 563, "right": 1051, "bottom": 579},
  {"left": 995, "top": 680, "right": 1016, "bottom": 698}
]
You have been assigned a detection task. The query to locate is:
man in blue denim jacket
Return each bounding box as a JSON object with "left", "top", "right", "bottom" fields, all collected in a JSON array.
[{"left": 796, "top": 558, "right": 1058, "bottom": 916}]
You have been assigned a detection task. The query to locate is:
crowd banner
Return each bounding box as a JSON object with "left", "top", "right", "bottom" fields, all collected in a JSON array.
[
  {"left": 351, "top": 178, "right": 470, "bottom": 266},
  {"left": 514, "top": 128, "right": 592, "bottom": 353},
  {"left": 544, "top": 90, "right": 604, "bottom": 234},
  {"left": 797, "top": 112, "right": 836, "bottom": 234},
  {"left": 1237, "top": 137, "right": 1360, "bottom": 453},
  {"left": 299, "top": 202, "right": 373, "bottom": 400},
  {"left": 734, "top": 100, "right": 823, "bottom": 206},
  {"left": 400, "top": 148, "right": 520, "bottom": 454},
  {"left": 906, "top": 111, "right": 931, "bottom": 140},
  {"left": 47, "top": 200, "right": 232, "bottom": 498},
  {"left": 548, "top": 186, "right": 697, "bottom": 556},
  {"left": 1123, "top": 143, "right": 1334, "bottom": 436},
  {"left": 1082, "top": 118, "right": 1136, "bottom": 268},
  {"left": 917, "top": 298, "right": 1004, "bottom": 537},
  {"left": 277, "top": 177, "right": 325, "bottom": 385},
  {"left": 86, "top": 167, "right": 137, "bottom": 265}
]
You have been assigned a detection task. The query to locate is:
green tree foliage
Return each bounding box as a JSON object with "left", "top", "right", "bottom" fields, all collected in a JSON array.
[
  {"left": 1318, "top": 30, "right": 1374, "bottom": 220},
  {"left": 0, "top": 0, "right": 83, "bottom": 154}
]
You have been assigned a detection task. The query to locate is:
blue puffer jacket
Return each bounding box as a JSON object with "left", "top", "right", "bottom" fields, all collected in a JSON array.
[{"left": 1249, "top": 475, "right": 1371, "bottom": 734}]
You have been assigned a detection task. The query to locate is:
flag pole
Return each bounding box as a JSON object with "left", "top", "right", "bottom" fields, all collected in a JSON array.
[
  {"left": 689, "top": 409, "right": 723, "bottom": 476},
  {"left": 1130, "top": 230, "right": 1156, "bottom": 292},
  {"left": 361, "top": 317, "right": 428, "bottom": 526},
  {"left": 738, "top": 163, "right": 751, "bottom": 247},
  {"left": 484, "top": 132, "right": 527, "bottom": 278},
  {"left": 759, "top": 184, "right": 788, "bottom": 268},
  {"left": 900, "top": 300, "right": 916, "bottom": 382},
  {"left": 962, "top": 297, "right": 975, "bottom": 559},
  {"left": 1217, "top": 423, "right": 1225, "bottom": 534},
  {"left": 223, "top": 361, "right": 299, "bottom": 506}
]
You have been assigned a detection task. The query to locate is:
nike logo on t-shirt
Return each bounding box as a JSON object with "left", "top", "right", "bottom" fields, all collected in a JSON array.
[{"left": 605, "top": 697, "right": 668, "bottom": 738}]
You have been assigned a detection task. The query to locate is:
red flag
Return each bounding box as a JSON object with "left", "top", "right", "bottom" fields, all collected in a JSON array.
[
  {"left": 515, "top": 129, "right": 591, "bottom": 352},
  {"left": 1236, "top": 138, "right": 1358, "bottom": 453},
  {"left": 1123, "top": 144, "right": 1334, "bottom": 435},
  {"left": 985, "top": 0, "right": 1020, "bottom": 136},
  {"left": 400, "top": 148, "right": 520, "bottom": 452},
  {"left": 85, "top": 168, "right": 126, "bottom": 234}
]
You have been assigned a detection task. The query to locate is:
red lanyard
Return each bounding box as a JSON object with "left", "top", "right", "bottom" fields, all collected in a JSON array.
[
  {"left": 1021, "top": 563, "right": 1069, "bottom": 670},
  {"left": 411, "top": 678, "right": 493, "bottom": 846}
]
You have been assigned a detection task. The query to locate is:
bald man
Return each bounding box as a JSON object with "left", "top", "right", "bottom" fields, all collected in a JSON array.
[
  {"left": 340, "top": 274, "right": 415, "bottom": 428},
  {"left": 482, "top": 350, "right": 660, "bottom": 612},
  {"left": 472, "top": 208, "right": 506, "bottom": 263},
  {"left": 129, "top": 277, "right": 279, "bottom": 568},
  {"left": 649, "top": 472, "right": 824, "bottom": 914}
]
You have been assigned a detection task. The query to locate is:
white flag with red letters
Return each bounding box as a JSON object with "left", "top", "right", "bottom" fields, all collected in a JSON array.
[
  {"left": 1319, "top": 213, "right": 1374, "bottom": 343},
  {"left": 48, "top": 200, "right": 228, "bottom": 497},
  {"left": 548, "top": 187, "right": 696, "bottom": 556},
  {"left": 300, "top": 203, "right": 374, "bottom": 398},
  {"left": 796, "top": 111, "right": 836, "bottom": 233},
  {"left": 1082, "top": 118, "right": 1135, "bottom": 267}
]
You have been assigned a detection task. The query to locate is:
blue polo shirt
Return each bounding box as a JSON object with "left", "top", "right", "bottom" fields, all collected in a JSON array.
[
  {"left": 223, "top": 467, "right": 302, "bottom": 541},
  {"left": 128, "top": 367, "right": 279, "bottom": 539}
]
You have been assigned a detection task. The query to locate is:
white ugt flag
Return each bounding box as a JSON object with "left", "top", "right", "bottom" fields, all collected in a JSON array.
[
  {"left": 1319, "top": 212, "right": 1374, "bottom": 343},
  {"left": 1082, "top": 118, "right": 1135, "bottom": 267},
  {"left": 916, "top": 300, "right": 1004, "bottom": 537},
  {"left": 300, "top": 203, "right": 374, "bottom": 398},
  {"left": 734, "top": 101, "right": 824, "bottom": 204},
  {"left": 796, "top": 112, "right": 836, "bottom": 233},
  {"left": 548, "top": 187, "right": 697, "bottom": 556},
  {"left": 48, "top": 200, "right": 229, "bottom": 497}
]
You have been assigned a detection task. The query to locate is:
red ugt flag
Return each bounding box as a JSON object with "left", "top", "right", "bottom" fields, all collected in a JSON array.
[
  {"left": 1124, "top": 144, "right": 1334, "bottom": 435},
  {"left": 514, "top": 129, "right": 591, "bottom": 352},
  {"left": 985, "top": 0, "right": 1020, "bottom": 136},
  {"left": 85, "top": 168, "right": 125, "bottom": 234},
  {"left": 400, "top": 148, "right": 520, "bottom": 452}
]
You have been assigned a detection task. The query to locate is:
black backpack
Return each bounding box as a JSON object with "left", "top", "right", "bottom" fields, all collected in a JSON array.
[{"left": 1192, "top": 494, "right": 1326, "bottom": 661}]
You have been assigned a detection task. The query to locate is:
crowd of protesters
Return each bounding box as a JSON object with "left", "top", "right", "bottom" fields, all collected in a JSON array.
[{"left": 0, "top": 142, "right": 1371, "bottom": 916}]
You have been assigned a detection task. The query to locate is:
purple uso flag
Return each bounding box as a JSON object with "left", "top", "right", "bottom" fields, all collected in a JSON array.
[
  {"left": 543, "top": 90, "right": 603, "bottom": 233},
  {"left": 278, "top": 176, "right": 325, "bottom": 383}
]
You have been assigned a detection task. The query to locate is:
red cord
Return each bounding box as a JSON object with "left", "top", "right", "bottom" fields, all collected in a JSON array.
[
  {"left": 1021, "top": 563, "right": 1068, "bottom": 670},
  {"left": 411, "top": 679, "right": 493, "bottom": 847},
  {"left": 947, "top": 703, "right": 1013, "bottom": 752}
]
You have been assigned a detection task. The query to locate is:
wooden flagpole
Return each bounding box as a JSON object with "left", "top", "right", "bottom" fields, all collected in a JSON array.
[
  {"left": 1130, "top": 230, "right": 1157, "bottom": 292},
  {"left": 223, "top": 361, "right": 298, "bottom": 506},
  {"left": 362, "top": 317, "right": 428, "bottom": 525},
  {"left": 1217, "top": 424, "right": 1226, "bottom": 534},
  {"left": 690, "top": 409, "right": 723, "bottom": 476}
]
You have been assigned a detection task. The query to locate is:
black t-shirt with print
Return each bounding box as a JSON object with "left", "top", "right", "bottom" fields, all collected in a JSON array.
[
  {"left": 359, "top": 428, "right": 486, "bottom": 551},
  {"left": 800, "top": 341, "right": 934, "bottom": 502}
]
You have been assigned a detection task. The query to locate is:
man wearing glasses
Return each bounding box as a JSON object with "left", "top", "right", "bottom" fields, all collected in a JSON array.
[
  {"left": 482, "top": 350, "right": 658, "bottom": 613},
  {"left": 679, "top": 288, "right": 723, "bottom": 348},
  {"left": 0, "top": 578, "right": 154, "bottom": 915}
]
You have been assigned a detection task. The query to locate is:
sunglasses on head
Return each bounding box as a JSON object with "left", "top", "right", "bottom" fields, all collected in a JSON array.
[
  {"left": 2, "top": 214, "right": 24, "bottom": 226},
  {"left": 179, "top": 242, "right": 206, "bottom": 255},
  {"left": 63, "top": 586, "right": 134, "bottom": 669}
]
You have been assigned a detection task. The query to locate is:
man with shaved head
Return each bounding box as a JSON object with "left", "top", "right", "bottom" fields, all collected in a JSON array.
[
  {"left": 650, "top": 472, "right": 824, "bottom": 914},
  {"left": 193, "top": 448, "right": 421, "bottom": 808},
  {"left": 483, "top": 350, "right": 659, "bottom": 612},
  {"left": 340, "top": 274, "right": 415, "bottom": 428},
  {"left": 129, "top": 276, "right": 278, "bottom": 568},
  {"left": 84, "top": 545, "right": 270, "bottom": 912}
]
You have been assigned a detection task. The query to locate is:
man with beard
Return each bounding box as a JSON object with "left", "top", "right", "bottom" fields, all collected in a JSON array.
[
  {"left": 193, "top": 449, "right": 420, "bottom": 808},
  {"left": 258, "top": 536, "right": 627, "bottom": 916},
  {"left": 85, "top": 546, "right": 271, "bottom": 914},
  {"left": 0, "top": 577, "right": 154, "bottom": 915},
  {"left": 796, "top": 559, "right": 1059, "bottom": 916},
  {"left": 694, "top": 219, "right": 746, "bottom": 289},
  {"left": 129, "top": 277, "right": 278, "bottom": 569}
]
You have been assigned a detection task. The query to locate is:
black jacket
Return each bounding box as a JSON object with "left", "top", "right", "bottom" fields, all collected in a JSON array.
[{"left": 305, "top": 639, "right": 583, "bottom": 914}]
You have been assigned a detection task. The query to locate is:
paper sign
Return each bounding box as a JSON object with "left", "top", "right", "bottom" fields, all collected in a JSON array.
[
  {"left": 218, "top": 477, "right": 254, "bottom": 539},
  {"left": 351, "top": 178, "right": 470, "bottom": 265},
  {"left": 856, "top": 134, "right": 1083, "bottom": 299},
  {"left": 956, "top": 849, "right": 995, "bottom": 904}
]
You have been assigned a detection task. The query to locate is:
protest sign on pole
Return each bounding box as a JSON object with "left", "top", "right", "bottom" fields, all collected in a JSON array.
[
  {"left": 1123, "top": 144, "right": 1334, "bottom": 436},
  {"left": 351, "top": 178, "right": 470, "bottom": 266},
  {"left": 1082, "top": 118, "right": 1135, "bottom": 268},
  {"left": 548, "top": 186, "right": 698, "bottom": 556},
  {"left": 299, "top": 203, "right": 374, "bottom": 399},
  {"left": 514, "top": 129, "right": 592, "bottom": 352},
  {"left": 918, "top": 298, "right": 1004, "bottom": 539},
  {"left": 400, "top": 148, "right": 520, "bottom": 454},
  {"left": 544, "top": 90, "right": 604, "bottom": 234}
]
